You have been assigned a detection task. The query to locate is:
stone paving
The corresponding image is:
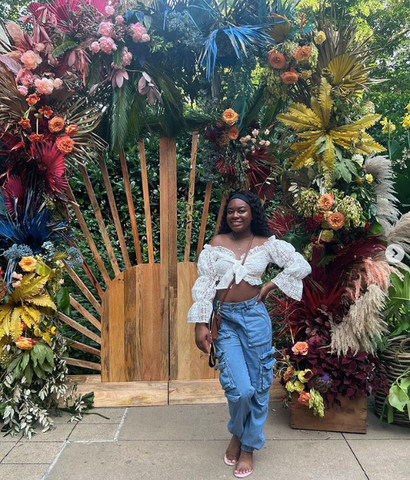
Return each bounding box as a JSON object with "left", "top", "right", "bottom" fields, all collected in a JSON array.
[{"left": 0, "top": 401, "right": 409, "bottom": 480}]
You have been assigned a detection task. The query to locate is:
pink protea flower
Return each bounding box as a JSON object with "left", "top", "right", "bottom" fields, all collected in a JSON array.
[
  {"left": 21, "top": 50, "right": 42, "bottom": 70},
  {"left": 17, "top": 85, "right": 28, "bottom": 96},
  {"left": 34, "top": 77, "right": 54, "bottom": 95},
  {"left": 90, "top": 41, "right": 101, "bottom": 54},
  {"left": 105, "top": 5, "right": 115, "bottom": 16},
  {"left": 6, "top": 21, "right": 24, "bottom": 47},
  {"left": 98, "top": 21, "right": 114, "bottom": 37},
  {"left": 53, "top": 78, "right": 63, "bottom": 89},
  {"left": 141, "top": 33, "right": 150, "bottom": 43},
  {"left": 122, "top": 47, "right": 132, "bottom": 66},
  {"left": 115, "top": 15, "right": 124, "bottom": 24},
  {"left": 99, "top": 36, "right": 117, "bottom": 54}
]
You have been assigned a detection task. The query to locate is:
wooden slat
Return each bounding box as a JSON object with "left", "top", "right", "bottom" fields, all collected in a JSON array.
[
  {"left": 119, "top": 149, "right": 143, "bottom": 264},
  {"left": 214, "top": 195, "right": 227, "bottom": 235},
  {"left": 99, "top": 157, "right": 132, "bottom": 269},
  {"left": 81, "top": 258, "right": 105, "bottom": 300},
  {"left": 196, "top": 181, "right": 212, "bottom": 259},
  {"left": 139, "top": 139, "right": 154, "bottom": 264},
  {"left": 79, "top": 165, "right": 120, "bottom": 276},
  {"left": 64, "top": 263, "right": 101, "bottom": 315},
  {"left": 67, "top": 187, "right": 111, "bottom": 286},
  {"left": 58, "top": 312, "right": 101, "bottom": 345},
  {"left": 65, "top": 339, "right": 101, "bottom": 357},
  {"left": 65, "top": 358, "right": 101, "bottom": 371},
  {"left": 184, "top": 131, "right": 199, "bottom": 262},
  {"left": 70, "top": 296, "right": 101, "bottom": 331}
]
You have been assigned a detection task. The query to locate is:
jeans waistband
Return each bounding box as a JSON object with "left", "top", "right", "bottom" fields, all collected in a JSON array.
[{"left": 214, "top": 294, "right": 258, "bottom": 310}]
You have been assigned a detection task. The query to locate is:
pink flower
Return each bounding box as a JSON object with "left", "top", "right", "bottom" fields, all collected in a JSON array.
[
  {"left": 6, "top": 21, "right": 24, "bottom": 47},
  {"left": 59, "top": 278, "right": 65, "bottom": 285},
  {"left": 122, "top": 47, "right": 132, "bottom": 66},
  {"left": 99, "top": 36, "right": 117, "bottom": 54},
  {"left": 130, "top": 23, "right": 147, "bottom": 42},
  {"left": 12, "top": 272, "right": 23, "bottom": 280},
  {"left": 17, "top": 85, "right": 28, "bottom": 96},
  {"left": 111, "top": 67, "right": 129, "bottom": 88},
  {"left": 21, "top": 50, "right": 42, "bottom": 70},
  {"left": 292, "top": 341, "right": 309, "bottom": 356},
  {"left": 17, "top": 69, "right": 36, "bottom": 87},
  {"left": 115, "top": 15, "right": 124, "bottom": 25},
  {"left": 105, "top": 5, "right": 115, "bottom": 16},
  {"left": 90, "top": 41, "right": 101, "bottom": 54},
  {"left": 98, "top": 21, "right": 114, "bottom": 37},
  {"left": 53, "top": 78, "right": 63, "bottom": 89},
  {"left": 12, "top": 280, "right": 21, "bottom": 288},
  {"left": 34, "top": 77, "right": 54, "bottom": 95},
  {"left": 280, "top": 68, "right": 300, "bottom": 84},
  {"left": 141, "top": 34, "right": 150, "bottom": 43},
  {"left": 36, "top": 42, "right": 45, "bottom": 52}
]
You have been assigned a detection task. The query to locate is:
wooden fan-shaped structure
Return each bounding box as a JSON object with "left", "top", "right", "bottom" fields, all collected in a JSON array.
[{"left": 59, "top": 134, "right": 231, "bottom": 406}]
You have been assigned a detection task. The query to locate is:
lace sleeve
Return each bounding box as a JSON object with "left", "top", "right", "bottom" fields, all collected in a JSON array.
[
  {"left": 187, "top": 246, "right": 218, "bottom": 323},
  {"left": 265, "top": 236, "right": 311, "bottom": 301}
]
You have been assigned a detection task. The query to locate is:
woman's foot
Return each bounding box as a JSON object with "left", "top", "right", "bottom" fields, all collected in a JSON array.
[
  {"left": 233, "top": 450, "right": 253, "bottom": 478},
  {"left": 224, "top": 435, "right": 241, "bottom": 465}
]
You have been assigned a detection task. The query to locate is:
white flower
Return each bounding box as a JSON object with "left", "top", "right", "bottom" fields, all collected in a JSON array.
[
  {"left": 352, "top": 154, "right": 364, "bottom": 165},
  {"left": 259, "top": 140, "right": 266, "bottom": 146},
  {"left": 244, "top": 135, "right": 251, "bottom": 141},
  {"left": 252, "top": 129, "right": 259, "bottom": 137},
  {"left": 264, "top": 129, "right": 270, "bottom": 135},
  {"left": 265, "top": 140, "right": 271, "bottom": 146},
  {"left": 251, "top": 138, "right": 257, "bottom": 143}
]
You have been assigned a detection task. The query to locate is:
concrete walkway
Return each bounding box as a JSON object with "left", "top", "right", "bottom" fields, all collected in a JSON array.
[{"left": 0, "top": 401, "right": 409, "bottom": 480}]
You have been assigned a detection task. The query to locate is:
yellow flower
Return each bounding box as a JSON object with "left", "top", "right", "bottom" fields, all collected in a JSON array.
[
  {"left": 356, "top": 176, "right": 363, "bottom": 183},
  {"left": 222, "top": 108, "right": 239, "bottom": 126},
  {"left": 380, "top": 117, "right": 396, "bottom": 134},
  {"left": 314, "top": 31, "right": 326, "bottom": 45},
  {"left": 34, "top": 328, "right": 42, "bottom": 337},
  {"left": 406, "top": 102, "right": 410, "bottom": 112},
  {"left": 304, "top": 157, "right": 315, "bottom": 167},
  {"left": 402, "top": 114, "right": 410, "bottom": 129},
  {"left": 298, "top": 369, "right": 313, "bottom": 383},
  {"left": 19, "top": 256, "right": 37, "bottom": 272},
  {"left": 51, "top": 326, "right": 57, "bottom": 335},
  {"left": 294, "top": 380, "right": 305, "bottom": 392},
  {"left": 285, "top": 381, "right": 296, "bottom": 392},
  {"left": 365, "top": 173, "right": 373, "bottom": 183}
]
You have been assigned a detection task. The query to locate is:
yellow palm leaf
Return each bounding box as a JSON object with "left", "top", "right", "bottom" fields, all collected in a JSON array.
[
  {"left": 26, "top": 293, "right": 56, "bottom": 310},
  {"left": 22, "top": 305, "right": 42, "bottom": 326},
  {"left": 318, "top": 78, "right": 333, "bottom": 126},
  {"left": 10, "top": 308, "right": 23, "bottom": 341},
  {"left": 328, "top": 54, "right": 368, "bottom": 98},
  {"left": 291, "top": 143, "right": 320, "bottom": 170},
  {"left": 322, "top": 135, "right": 336, "bottom": 169},
  {"left": 277, "top": 104, "right": 322, "bottom": 130},
  {"left": 335, "top": 114, "right": 381, "bottom": 132}
]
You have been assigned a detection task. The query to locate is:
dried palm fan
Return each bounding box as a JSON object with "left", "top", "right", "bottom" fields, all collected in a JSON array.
[{"left": 0, "top": 63, "right": 26, "bottom": 126}]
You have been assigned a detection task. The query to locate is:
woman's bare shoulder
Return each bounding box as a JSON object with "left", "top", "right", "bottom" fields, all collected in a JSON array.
[{"left": 209, "top": 234, "right": 230, "bottom": 247}]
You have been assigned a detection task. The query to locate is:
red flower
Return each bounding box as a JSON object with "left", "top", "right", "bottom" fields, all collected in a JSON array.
[
  {"left": 29, "top": 133, "right": 45, "bottom": 143},
  {"left": 268, "top": 49, "right": 287, "bottom": 69},
  {"left": 56, "top": 135, "right": 74, "bottom": 155},
  {"left": 35, "top": 143, "right": 68, "bottom": 195},
  {"left": 280, "top": 68, "right": 299, "bottom": 84},
  {"left": 39, "top": 106, "right": 53, "bottom": 119},
  {"left": 18, "top": 118, "right": 31, "bottom": 130},
  {"left": 65, "top": 125, "right": 79, "bottom": 136},
  {"left": 298, "top": 391, "right": 311, "bottom": 406},
  {"left": 26, "top": 94, "right": 40, "bottom": 106}
]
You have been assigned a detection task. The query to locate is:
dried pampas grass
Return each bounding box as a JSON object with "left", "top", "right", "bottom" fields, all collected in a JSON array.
[
  {"left": 387, "top": 212, "right": 410, "bottom": 260},
  {"left": 364, "top": 155, "right": 400, "bottom": 235},
  {"left": 330, "top": 284, "right": 387, "bottom": 355}
]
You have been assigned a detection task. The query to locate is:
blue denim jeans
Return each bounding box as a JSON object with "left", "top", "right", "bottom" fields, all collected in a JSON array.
[{"left": 213, "top": 295, "right": 276, "bottom": 452}]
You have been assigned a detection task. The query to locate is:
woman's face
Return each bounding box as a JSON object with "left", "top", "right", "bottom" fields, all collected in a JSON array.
[{"left": 226, "top": 199, "right": 253, "bottom": 234}]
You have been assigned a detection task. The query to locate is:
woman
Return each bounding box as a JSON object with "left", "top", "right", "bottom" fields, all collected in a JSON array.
[{"left": 187, "top": 191, "right": 311, "bottom": 478}]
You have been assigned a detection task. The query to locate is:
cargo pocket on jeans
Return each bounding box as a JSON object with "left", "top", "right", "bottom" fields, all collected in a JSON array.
[
  {"left": 257, "top": 347, "right": 276, "bottom": 393},
  {"left": 215, "top": 351, "right": 239, "bottom": 401}
]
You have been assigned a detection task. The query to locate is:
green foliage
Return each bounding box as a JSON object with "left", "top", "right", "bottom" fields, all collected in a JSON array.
[
  {"left": 384, "top": 271, "right": 410, "bottom": 337},
  {"left": 382, "top": 368, "right": 410, "bottom": 423}
]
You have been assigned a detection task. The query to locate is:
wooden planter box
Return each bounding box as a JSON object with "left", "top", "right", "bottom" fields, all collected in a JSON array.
[{"left": 290, "top": 393, "right": 367, "bottom": 433}]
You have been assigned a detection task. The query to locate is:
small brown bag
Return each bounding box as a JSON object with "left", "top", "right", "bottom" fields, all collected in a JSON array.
[{"left": 208, "top": 239, "right": 253, "bottom": 368}]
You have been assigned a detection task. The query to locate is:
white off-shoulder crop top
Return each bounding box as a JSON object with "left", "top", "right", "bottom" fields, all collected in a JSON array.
[{"left": 187, "top": 235, "right": 312, "bottom": 323}]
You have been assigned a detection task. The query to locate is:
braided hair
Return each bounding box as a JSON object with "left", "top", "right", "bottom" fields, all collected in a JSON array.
[{"left": 218, "top": 191, "right": 272, "bottom": 237}]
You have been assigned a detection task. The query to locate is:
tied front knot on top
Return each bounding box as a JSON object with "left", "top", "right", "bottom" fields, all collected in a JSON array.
[{"left": 217, "top": 257, "right": 248, "bottom": 290}]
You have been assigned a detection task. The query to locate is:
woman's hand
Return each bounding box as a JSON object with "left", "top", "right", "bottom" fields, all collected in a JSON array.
[
  {"left": 195, "top": 323, "right": 212, "bottom": 354},
  {"left": 256, "top": 282, "right": 276, "bottom": 305}
]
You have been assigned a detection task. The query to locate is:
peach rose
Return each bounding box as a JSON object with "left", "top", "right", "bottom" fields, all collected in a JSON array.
[
  {"left": 283, "top": 366, "right": 294, "bottom": 382},
  {"left": 222, "top": 108, "right": 239, "bottom": 126},
  {"left": 227, "top": 126, "right": 239, "bottom": 140},
  {"left": 65, "top": 125, "right": 79, "bottom": 136},
  {"left": 327, "top": 212, "right": 345, "bottom": 230},
  {"left": 48, "top": 116, "right": 65, "bottom": 133},
  {"left": 298, "top": 391, "right": 311, "bottom": 406},
  {"left": 318, "top": 193, "right": 335, "bottom": 211},
  {"left": 17, "top": 85, "right": 28, "bottom": 96},
  {"left": 19, "top": 256, "right": 37, "bottom": 272},
  {"left": 268, "top": 49, "right": 287, "bottom": 69},
  {"left": 293, "top": 45, "right": 312, "bottom": 62},
  {"left": 291, "top": 341, "right": 309, "bottom": 356},
  {"left": 21, "top": 50, "right": 42, "bottom": 70},
  {"left": 56, "top": 136, "right": 75, "bottom": 155},
  {"left": 280, "top": 68, "right": 299, "bottom": 84}
]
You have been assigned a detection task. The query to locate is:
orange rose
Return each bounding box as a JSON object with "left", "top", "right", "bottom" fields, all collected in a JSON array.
[
  {"left": 15, "top": 337, "right": 36, "bottom": 350},
  {"left": 293, "top": 45, "right": 312, "bottom": 62},
  {"left": 280, "top": 68, "right": 299, "bottom": 84},
  {"left": 291, "top": 341, "right": 309, "bottom": 356},
  {"left": 18, "top": 118, "right": 31, "bottom": 130},
  {"left": 26, "top": 93, "right": 40, "bottom": 106},
  {"left": 65, "top": 125, "right": 79, "bottom": 136},
  {"left": 283, "top": 366, "right": 294, "bottom": 382},
  {"left": 29, "top": 133, "right": 44, "bottom": 143},
  {"left": 227, "top": 126, "right": 239, "bottom": 140},
  {"left": 327, "top": 212, "right": 345, "bottom": 230},
  {"left": 268, "top": 49, "right": 287, "bottom": 69},
  {"left": 222, "top": 108, "right": 239, "bottom": 126},
  {"left": 298, "top": 391, "right": 311, "bottom": 406},
  {"left": 48, "top": 116, "right": 65, "bottom": 133},
  {"left": 39, "top": 106, "right": 53, "bottom": 119},
  {"left": 56, "top": 136, "right": 74, "bottom": 155},
  {"left": 19, "top": 256, "right": 37, "bottom": 272},
  {"left": 318, "top": 193, "right": 335, "bottom": 211}
]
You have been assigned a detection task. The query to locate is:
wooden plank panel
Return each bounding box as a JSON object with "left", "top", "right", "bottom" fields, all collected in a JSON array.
[
  {"left": 109, "top": 271, "right": 125, "bottom": 381},
  {"left": 119, "top": 149, "right": 143, "bottom": 264},
  {"left": 123, "top": 267, "right": 138, "bottom": 381},
  {"left": 65, "top": 339, "right": 101, "bottom": 357},
  {"left": 99, "top": 157, "right": 132, "bottom": 269},
  {"left": 139, "top": 140, "right": 154, "bottom": 264},
  {"left": 184, "top": 131, "right": 198, "bottom": 262},
  {"left": 79, "top": 165, "right": 120, "bottom": 276},
  {"left": 67, "top": 187, "right": 111, "bottom": 286},
  {"left": 58, "top": 312, "right": 101, "bottom": 345},
  {"left": 196, "top": 181, "right": 212, "bottom": 259},
  {"left": 64, "top": 263, "right": 102, "bottom": 314},
  {"left": 70, "top": 296, "right": 101, "bottom": 331}
]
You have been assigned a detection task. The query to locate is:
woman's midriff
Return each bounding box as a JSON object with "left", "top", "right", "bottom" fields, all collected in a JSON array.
[{"left": 215, "top": 280, "right": 260, "bottom": 303}]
